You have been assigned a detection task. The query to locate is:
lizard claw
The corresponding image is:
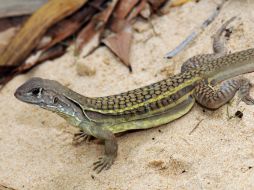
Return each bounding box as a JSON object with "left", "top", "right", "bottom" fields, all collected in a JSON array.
[
  {"left": 237, "top": 79, "right": 254, "bottom": 105},
  {"left": 93, "top": 155, "right": 114, "bottom": 173},
  {"left": 241, "top": 95, "right": 254, "bottom": 105},
  {"left": 73, "top": 130, "right": 92, "bottom": 145}
]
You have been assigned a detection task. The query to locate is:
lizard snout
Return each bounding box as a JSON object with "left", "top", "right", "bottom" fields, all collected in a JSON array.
[{"left": 14, "top": 88, "right": 23, "bottom": 100}]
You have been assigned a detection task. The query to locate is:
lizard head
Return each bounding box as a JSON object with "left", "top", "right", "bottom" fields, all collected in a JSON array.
[{"left": 14, "top": 77, "right": 84, "bottom": 121}]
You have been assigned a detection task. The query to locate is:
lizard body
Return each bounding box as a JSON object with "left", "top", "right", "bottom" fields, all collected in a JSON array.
[{"left": 14, "top": 18, "right": 254, "bottom": 173}]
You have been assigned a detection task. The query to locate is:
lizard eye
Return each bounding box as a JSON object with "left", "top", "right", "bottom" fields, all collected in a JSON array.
[
  {"left": 31, "top": 88, "right": 42, "bottom": 96},
  {"left": 53, "top": 97, "right": 59, "bottom": 104}
]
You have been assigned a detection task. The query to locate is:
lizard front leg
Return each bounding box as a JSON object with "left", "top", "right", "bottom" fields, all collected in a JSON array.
[
  {"left": 79, "top": 122, "right": 118, "bottom": 173},
  {"left": 194, "top": 78, "right": 254, "bottom": 109},
  {"left": 92, "top": 129, "right": 118, "bottom": 173},
  {"left": 84, "top": 124, "right": 118, "bottom": 173}
]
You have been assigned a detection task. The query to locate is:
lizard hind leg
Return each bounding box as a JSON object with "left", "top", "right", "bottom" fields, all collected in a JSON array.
[
  {"left": 194, "top": 78, "right": 254, "bottom": 109},
  {"left": 237, "top": 78, "right": 254, "bottom": 105},
  {"left": 212, "top": 16, "right": 236, "bottom": 56},
  {"left": 181, "top": 17, "right": 236, "bottom": 73}
]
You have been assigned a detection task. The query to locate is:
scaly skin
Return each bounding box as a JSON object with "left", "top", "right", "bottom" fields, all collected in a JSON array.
[{"left": 14, "top": 18, "right": 254, "bottom": 173}]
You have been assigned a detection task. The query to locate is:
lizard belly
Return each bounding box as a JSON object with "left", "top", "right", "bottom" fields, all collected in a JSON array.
[{"left": 105, "top": 95, "right": 195, "bottom": 133}]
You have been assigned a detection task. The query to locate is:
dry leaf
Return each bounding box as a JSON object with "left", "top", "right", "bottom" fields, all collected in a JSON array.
[
  {"left": 110, "top": 0, "right": 140, "bottom": 32},
  {"left": 114, "top": 0, "right": 140, "bottom": 19},
  {"left": 0, "top": 0, "right": 88, "bottom": 67},
  {"left": 38, "top": 0, "right": 106, "bottom": 50},
  {"left": 103, "top": 26, "right": 132, "bottom": 71},
  {"left": 148, "top": 0, "right": 168, "bottom": 10},
  {"left": 33, "top": 44, "right": 67, "bottom": 64},
  {"left": 0, "top": 16, "right": 27, "bottom": 33},
  {"left": 0, "top": 43, "right": 67, "bottom": 88},
  {"left": 110, "top": 18, "right": 128, "bottom": 33},
  {"left": 127, "top": 0, "right": 147, "bottom": 21},
  {"left": 75, "top": 0, "right": 118, "bottom": 55}
]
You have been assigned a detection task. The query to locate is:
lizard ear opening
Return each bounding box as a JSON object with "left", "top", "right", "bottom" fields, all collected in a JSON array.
[{"left": 53, "top": 97, "right": 59, "bottom": 104}]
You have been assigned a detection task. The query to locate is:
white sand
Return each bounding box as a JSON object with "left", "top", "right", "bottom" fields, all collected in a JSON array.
[{"left": 1, "top": 0, "right": 254, "bottom": 189}]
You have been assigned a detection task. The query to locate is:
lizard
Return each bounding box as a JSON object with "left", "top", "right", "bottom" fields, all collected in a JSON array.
[{"left": 14, "top": 17, "right": 254, "bottom": 173}]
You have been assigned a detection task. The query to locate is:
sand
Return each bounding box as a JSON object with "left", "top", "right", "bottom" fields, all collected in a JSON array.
[{"left": 1, "top": 0, "right": 254, "bottom": 189}]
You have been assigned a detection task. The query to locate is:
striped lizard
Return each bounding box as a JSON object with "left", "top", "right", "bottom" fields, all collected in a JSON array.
[{"left": 14, "top": 17, "right": 254, "bottom": 173}]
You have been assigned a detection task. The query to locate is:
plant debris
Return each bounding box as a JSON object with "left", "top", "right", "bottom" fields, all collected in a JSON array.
[
  {"left": 75, "top": 0, "right": 119, "bottom": 55},
  {"left": 164, "top": 0, "right": 228, "bottom": 58},
  {"left": 235, "top": 110, "right": 243, "bottom": 119},
  {"left": 0, "top": 0, "right": 191, "bottom": 89},
  {"left": 103, "top": 26, "right": 133, "bottom": 71},
  {"left": 0, "top": 0, "right": 88, "bottom": 67}
]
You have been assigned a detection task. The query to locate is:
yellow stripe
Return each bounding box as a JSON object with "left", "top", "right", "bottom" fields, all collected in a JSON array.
[
  {"left": 86, "top": 76, "right": 201, "bottom": 114},
  {"left": 107, "top": 96, "right": 195, "bottom": 133},
  {"left": 89, "top": 90, "right": 195, "bottom": 124}
]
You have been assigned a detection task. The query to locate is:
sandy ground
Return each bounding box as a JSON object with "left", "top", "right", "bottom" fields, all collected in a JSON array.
[{"left": 1, "top": 0, "right": 254, "bottom": 189}]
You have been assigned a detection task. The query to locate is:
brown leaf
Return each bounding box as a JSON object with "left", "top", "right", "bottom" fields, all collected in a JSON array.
[
  {"left": 75, "top": 0, "right": 119, "bottom": 55},
  {"left": 75, "top": 21, "right": 100, "bottom": 55},
  {"left": 26, "top": 39, "right": 72, "bottom": 72},
  {"left": 127, "top": 0, "right": 147, "bottom": 21},
  {"left": 38, "top": 0, "right": 107, "bottom": 50},
  {"left": 0, "top": 0, "right": 88, "bottom": 67},
  {"left": 32, "top": 44, "right": 67, "bottom": 65},
  {"left": 114, "top": 0, "right": 140, "bottom": 19},
  {"left": 110, "top": 0, "right": 148, "bottom": 33},
  {"left": 110, "top": 18, "right": 127, "bottom": 33},
  {"left": 102, "top": 26, "right": 132, "bottom": 71},
  {"left": 0, "top": 16, "right": 28, "bottom": 33},
  {"left": 148, "top": 0, "right": 168, "bottom": 10},
  {"left": 110, "top": 0, "right": 140, "bottom": 33},
  {"left": 0, "top": 44, "right": 5, "bottom": 54},
  {"left": 0, "top": 43, "right": 68, "bottom": 88}
]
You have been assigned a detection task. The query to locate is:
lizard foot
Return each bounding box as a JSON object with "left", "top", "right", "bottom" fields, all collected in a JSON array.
[
  {"left": 241, "top": 95, "right": 254, "bottom": 105},
  {"left": 238, "top": 79, "right": 254, "bottom": 105},
  {"left": 73, "top": 130, "right": 93, "bottom": 145},
  {"left": 93, "top": 155, "right": 114, "bottom": 173}
]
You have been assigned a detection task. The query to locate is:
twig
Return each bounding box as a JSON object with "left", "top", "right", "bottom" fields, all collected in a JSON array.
[
  {"left": 0, "top": 184, "right": 17, "bottom": 190},
  {"left": 189, "top": 119, "right": 204, "bottom": 135},
  {"left": 164, "top": 0, "right": 227, "bottom": 59}
]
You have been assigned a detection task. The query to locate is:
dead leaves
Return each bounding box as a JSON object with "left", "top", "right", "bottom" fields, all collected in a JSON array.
[
  {"left": 103, "top": 26, "right": 133, "bottom": 71},
  {"left": 0, "top": 0, "right": 191, "bottom": 88},
  {"left": 75, "top": 0, "right": 119, "bottom": 55},
  {"left": 0, "top": 0, "right": 87, "bottom": 67}
]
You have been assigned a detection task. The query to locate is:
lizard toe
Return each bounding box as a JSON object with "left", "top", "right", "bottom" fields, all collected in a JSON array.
[
  {"left": 93, "top": 155, "right": 114, "bottom": 173},
  {"left": 242, "top": 95, "right": 254, "bottom": 105},
  {"left": 72, "top": 131, "right": 93, "bottom": 145}
]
